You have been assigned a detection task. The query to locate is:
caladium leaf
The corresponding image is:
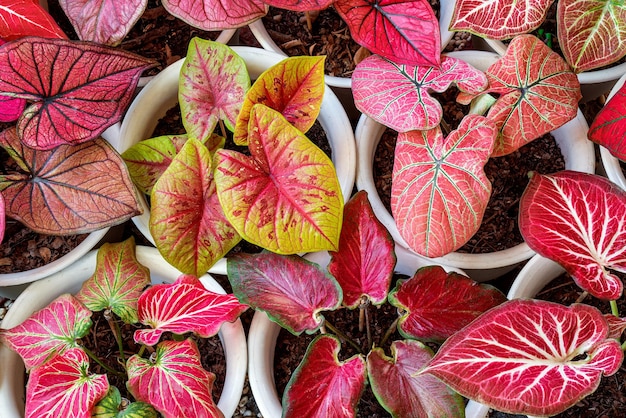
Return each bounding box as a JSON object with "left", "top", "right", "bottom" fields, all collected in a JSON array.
[
  {"left": 126, "top": 339, "right": 224, "bottom": 418},
  {"left": 0, "top": 95, "right": 25, "bottom": 122},
  {"left": 519, "top": 171, "right": 626, "bottom": 300},
  {"left": 92, "top": 386, "right": 158, "bottom": 417},
  {"left": 352, "top": 54, "right": 488, "bottom": 132},
  {"left": 282, "top": 335, "right": 366, "bottom": 418},
  {"left": 0, "top": 37, "right": 155, "bottom": 149},
  {"left": 216, "top": 104, "right": 343, "bottom": 254},
  {"left": 0, "top": 0, "right": 67, "bottom": 41},
  {"left": 588, "top": 82, "right": 626, "bottom": 160},
  {"left": 389, "top": 265, "right": 506, "bottom": 342},
  {"left": 227, "top": 252, "right": 342, "bottom": 335},
  {"left": 605, "top": 315, "right": 626, "bottom": 340},
  {"left": 392, "top": 114, "right": 497, "bottom": 258},
  {"left": 0, "top": 192, "right": 4, "bottom": 243},
  {"left": 367, "top": 340, "right": 464, "bottom": 418},
  {"left": 263, "top": 0, "right": 333, "bottom": 11},
  {"left": 334, "top": 0, "right": 440, "bottom": 67},
  {"left": 422, "top": 299, "right": 624, "bottom": 417},
  {"left": 161, "top": 0, "right": 267, "bottom": 30},
  {"left": 0, "top": 128, "right": 142, "bottom": 235}
]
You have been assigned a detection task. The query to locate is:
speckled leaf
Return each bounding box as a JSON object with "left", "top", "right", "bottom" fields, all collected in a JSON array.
[
  {"left": 161, "top": 0, "right": 267, "bottom": 30},
  {"left": 92, "top": 386, "right": 158, "bottom": 418},
  {"left": 0, "top": 95, "right": 25, "bottom": 122},
  {"left": 263, "top": 0, "right": 333, "bottom": 11},
  {"left": 588, "top": 82, "right": 626, "bottom": 160},
  {"left": 0, "top": 0, "right": 67, "bottom": 40}
]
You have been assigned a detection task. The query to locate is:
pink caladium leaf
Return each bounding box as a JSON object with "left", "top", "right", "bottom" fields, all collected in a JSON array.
[
  {"left": 0, "top": 192, "right": 4, "bottom": 243},
  {"left": 0, "top": 294, "right": 91, "bottom": 370},
  {"left": 127, "top": 339, "right": 224, "bottom": 418},
  {"left": 92, "top": 386, "right": 158, "bottom": 417},
  {"left": 519, "top": 171, "right": 626, "bottom": 300},
  {"left": 134, "top": 274, "right": 248, "bottom": 346},
  {"left": 392, "top": 114, "right": 497, "bottom": 258},
  {"left": 161, "top": 0, "right": 267, "bottom": 31},
  {"left": 25, "top": 348, "right": 109, "bottom": 418},
  {"left": 605, "top": 314, "right": 626, "bottom": 340},
  {"left": 367, "top": 340, "right": 464, "bottom": 417},
  {"left": 216, "top": 104, "right": 343, "bottom": 254},
  {"left": 0, "top": 128, "right": 142, "bottom": 235},
  {"left": 282, "top": 335, "right": 366, "bottom": 418},
  {"left": 352, "top": 54, "right": 488, "bottom": 132},
  {"left": 227, "top": 252, "right": 342, "bottom": 335},
  {"left": 422, "top": 299, "right": 624, "bottom": 416},
  {"left": 328, "top": 190, "right": 396, "bottom": 308},
  {"left": 263, "top": 0, "right": 333, "bottom": 11},
  {"left": 0, "top": 0, "right": 67, "bottom": 41},
  {"left": 334, "top": 0, "right": 440, "bottom": 67},
  {"left": 0, "top": 37, "right": 155, "bottom": 149},
  {"left": 0, "top": 95, "right": 25, "bottom": 122},
  {"left": 588, "top": 82, "right": 626, "bottom": 160}
]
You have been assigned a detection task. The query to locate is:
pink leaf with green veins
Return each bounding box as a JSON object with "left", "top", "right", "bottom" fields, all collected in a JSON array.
[
  {"left": 422, "top": 299, "right": 624, "bottom": 417},
  {"left": 0, "top": 0, "right": 67, "bottom": 41},
  {"left": 367, "top": 340, "right": 464, "bottom": 418},
  {"left": 0, "top": 95, "right": 25, "bottom": 122},
  {"left": 263, "top": 0, "right": 333, "bottom": 11},
  {"left": 392, "top": 114, "right": 497, "bottom": 258},
  {"left": 216, "top": 104, "right": 343, "bottom": 254},
  {"left": 25, "top": 348, "right": 109, "bottom": 418},
  {"left": 328, "top": 191, "right": 396, "bottom": 308},
  {"left": 227, "top": 252, "right": 342, "bottom": 335},
  {"left": 282, "top": 335, "right": 366, "bottom": 418},
  {"left": 352, "top": 54, "right": 488, "bottom": 132},
  {"left": 161, "top": 0, "right": 267, "bottom": 31},
  {"left": 126, "top": 339, "right": 224, "bottom": 418},
  {"left": 588, "top": 82, "right": 626, "bottom": 159},
  {"left": 519, "top": 171, "right": 626, "bottom": 300},
  {"left": 0, "top": 294, "right": 91, "bottom": 371}
]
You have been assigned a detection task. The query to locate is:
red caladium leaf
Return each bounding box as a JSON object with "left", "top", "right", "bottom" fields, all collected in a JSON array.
[
  {"left": 0, "top": 192, "right": 4, "bottom": 243},
  {"left": 92, "top": 386, "right": 158, "bottom": 417},
  {"left": 134, "top": 274, "right": 248, "bottom": 346},
  {"left": 0, "top": 0, "right": 67, "bottom": 40},
  {"left": 588, "top": 82, "right": 626, "bottom": 160},
  {"left": 227, "top": 252, "right": 342, "bottom": 335},
  {"left": 0, "top": 37, "right": 155, "bottom": 149},
  {"left": 25, "top": 348, "right": 109, "bottom": 418},
  {"left": 392, "top": 114, "right": 497, "bottom": 257},
  {"left": 422, "top": 299, "right": 624, "bottom": 416},
  {"left": 519, "top": 171, "right": 626, "bottom": 300},
  {"left": 367, "top": 340, "right": 464, "bottom": 417},
  {"left": 161, "top": 0, "right": 267, "bottom": 30},
  {"left": 263, "top": 0, "right": 333, "bottom": 11},
  {"left": 605, "top": 314, "right": 626, "bottom": 340},
  {"left": 0, "top": 294, "right": 91, "bottom": 370},
  {"left": 0, "top": 95, "right": 25, "bottom": 122},
  {"left": 126, "top": 339, "right": 224, "bottom": 418},
  {"left": 334, "top": 0, "right": 440, "bottom": 67},
  {"left": 0, "top": 128, "right": 142, "bottom": 235},
  {"left": 352, "top": 54, "right": 488, "bottom": 132},
  {"left": 216, "top": 104, "right": 343, "bottom": 254},
  {"left": 282, "top": 335, "right": 366, "bottom": 418}
]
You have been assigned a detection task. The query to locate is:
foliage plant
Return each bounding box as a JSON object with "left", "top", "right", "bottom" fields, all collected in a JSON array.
[{"left": 588, "top": 78, "right": 626, "bottom": 160}]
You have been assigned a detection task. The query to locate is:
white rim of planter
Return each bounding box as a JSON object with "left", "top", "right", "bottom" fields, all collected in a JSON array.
[
  {"left": 598, "top": 73, "right": 626, "bottom": 190},
  {"left": 118, "top": 46, "right": 356, "bottom": 246},
  {"left": 0, "top": 246, "right": 246, "bottom": 418}
]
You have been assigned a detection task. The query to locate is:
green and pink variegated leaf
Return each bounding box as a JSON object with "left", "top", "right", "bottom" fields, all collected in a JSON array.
[
  {"left": 92, "top": 386, "right": 158, "bottom": 417},
  {"left": 392, "top": 114, "right": 496, "bottom": 258},
  {"left": 389, "top": 265, "right": 506, "bottom": 342},
  {"left": 328, "top": 191, "right": 395, "bottom": 308},
  {"left": 134, "top": 274, "right": 247, "bottom": 346},
  {"left": 519, "top": 171, "right": 626, "bottom": 300},
  {"left": 282, "top": 335, "right": 366, "bottom": 418},
  {"left": 605, "top": 314, "right": 626, "bottom": 340},
  {"left": 0, "top": 294, "right": 91, "bottom": 370},
  {"left": 352, "top": 54, "right": 488, "bottom": 132},
  {"left": 422, "top": 299, "right": 623, "bottom": 417},
  {"left": 161, "top": 0, "right": 267, "bottom": 30},
  {"left": 588, "top": 82, "right": 626, "bottom": 160},
  {"left": 558, "top": 0, "right": 626, "bottom": 73},
  {"left": 227, "top": 252, "right": 342, "bottom": 335},
  {"left": 0, "top": 0, "right": 67, "bottom": 41},
  {"left": 263, "top": 0, "right": 333, "bottom": 11},
  {"left": 127, "top": 339, "right": 223, "bottom": 418},
  {"left": 367, "top": 340, "right": 464, "bottom": 418}
]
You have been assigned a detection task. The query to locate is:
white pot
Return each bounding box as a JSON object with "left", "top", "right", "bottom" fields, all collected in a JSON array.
[
  {"left": 0, "top": 246, "right": 245, "bottom": 418},
  {"left": 598, "top": 73, "right": 626, "bottom": 190}
]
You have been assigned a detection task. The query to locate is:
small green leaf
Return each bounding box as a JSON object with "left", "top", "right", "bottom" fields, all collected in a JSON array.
[{"left": 92, "top": 386, "right": 158, "bottom": 418}]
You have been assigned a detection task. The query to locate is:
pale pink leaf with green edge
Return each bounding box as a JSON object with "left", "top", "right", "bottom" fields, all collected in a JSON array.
[
  {"left": 392, "top": 114, "right": 497, "bottom": 258},
  {"left": 126, "top": 339, "right": 224, "bottom": 418},
  {"left": 588, "top": 82, "right": 626, "bottom": 160},
  {"left": 368, "top": 340, "right": 464, "bottom": 418},
  {"left": 0, "top": 294, "right": 91, "bottom": 370},
  {"left": 0, "top": 0, "right": 67, "bottom": 40},
  {"left": 0, "top": 95, "right": 25, "bottom": 122},
  {"left": 422, "top": 299, "right": 623, "bottom": 417},
  {"left": 0, "top": 37, "right": 155, "bottom": 149},
  {"left": 519, "top": 171, "right": 626, "bottom": 300},
  {"left": 233, "top": 55, "right": 324, "bottom": 145},
  {"left": 328, "top": 190, "right": 396, "bottom": 308},
  {"left": 227, "top": 252, "right": 342, "bottom": 335},
  {"left": 25, "top": 348, "right": 109, "bottom": 418},
  {"left": 263, "top": 0, "right": 333, "bottom": 12},
  {"left": 161, "top": 0, "right": 267, "bottom": 30},
  {"left": 75, "top": 237, "right": 150, "bottom": 324},
  {"left": 180, "top": 38, "right": 250, "bottom": 139},
  {"left": 92, "top": 386, "right": 158, "bottom": 417},
  {"left": 0, "top": 128, "right": 142, "bottom": 235},
  {"left": 334, "top": 0, "right": 440, "bottom": 67},
  {"left": 282, "top": 335, "right": 366, "bottom": 418},
  {"left": 605, "top": 315, "right": 626, "bottom": 340},
  {"left": 558, "top": 0, "right": 626, "bottom": 73},
  {"left": 150, "top": 138, "right": 240, "bottom": 276},
  {"left": 352, "top": 54, "right": 488, "bottom": 132},
  {"left": 389, "top": 265, "right": 506, "bottom": 342},
  {"left": 216, "top": 105, "right": 343, "bottom": 254}
]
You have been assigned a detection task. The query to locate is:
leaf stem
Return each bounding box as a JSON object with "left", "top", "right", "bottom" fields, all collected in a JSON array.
[
  {"left": 105, "top": 310, "right": 126, "bottom": 366},
  {"left": 610, "top": 300, "right": 619, "bottom": 317},
  {"left": 81, "top": 345, "right": 125, "bottom": 377},
  {"left": 324, "top": 320, "right": 363, "bottom": 354},
  {"left": 379, "top": 317, "right": 399, "bottom": 349},
  {"left": 364, "top": 304, "right": 372, "bottom": 350}
]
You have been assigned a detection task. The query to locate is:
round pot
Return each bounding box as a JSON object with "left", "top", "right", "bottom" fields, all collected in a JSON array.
[
  {"left": 0, "top": 246, "right": 246, "bottom": 418},
  {"left": 598, "top": 72, "right": 626, "bottom": 190}
]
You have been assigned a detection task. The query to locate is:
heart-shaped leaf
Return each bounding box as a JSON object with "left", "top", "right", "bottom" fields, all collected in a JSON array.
[
  {"left": 334, "top": 0, "right": 440, "bottom": 67},
  {"left": 92, "top": 386, "right": 158, "bottom": 418},
  {"left": 588, "top": 82, "right": 626, "bottom": 160},
  {"left": 0, "top": 0, "right": 67, "bottom": 41},
  {"left": 0, "top": 95, "right": 25, "bottom": 122},
  {"left": 392, "top": 114, "right": 497, "bottom": 257},
  {"left": 519, "top": 171, "right": 626, "bottom": 300},
  {"left": 422, "top": 299, "right": 623, "bottom": 417},
  {"left": 282, "top": 335, "right": 366, "bottom": 418},
  {"left": 161, "top": 0, "right": 267, "bottom": 30},
  {"left": 227, "top": 252, "right": 342, "bottom": 335},
  {"left": 263, "top": 0, "right": 333, "bottom": 11}
]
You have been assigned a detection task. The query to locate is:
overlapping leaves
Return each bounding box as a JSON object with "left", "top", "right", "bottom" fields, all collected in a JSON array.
[{"left": 92, "top": 386, "right": 158, "bottom": 417}]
